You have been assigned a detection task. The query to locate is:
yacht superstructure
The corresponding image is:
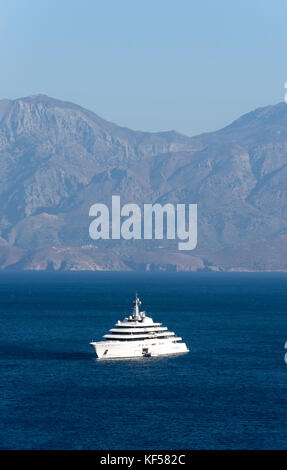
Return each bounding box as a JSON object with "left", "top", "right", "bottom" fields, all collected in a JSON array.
[{"left": 90, "top": 295, "right": 189, "bottom": 359}]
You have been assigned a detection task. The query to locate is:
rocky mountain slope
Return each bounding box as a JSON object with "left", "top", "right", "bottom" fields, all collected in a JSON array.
[{"left": 0, "top": 94, "right": 287, "bottom": 271}]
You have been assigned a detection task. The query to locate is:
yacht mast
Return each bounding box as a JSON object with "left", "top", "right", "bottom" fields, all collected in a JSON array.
[{"left": 133, "top": 294, "right": 142, "bottom": 320}]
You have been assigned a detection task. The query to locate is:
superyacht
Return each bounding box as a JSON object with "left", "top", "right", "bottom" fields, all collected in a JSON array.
[{"left": 90, "top": 295, "right": 189, "bottom": 359}]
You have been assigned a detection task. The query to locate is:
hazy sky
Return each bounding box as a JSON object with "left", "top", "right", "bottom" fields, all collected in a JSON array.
[{"left": 1, "top": 0, "right": 287, "bottom": 135}]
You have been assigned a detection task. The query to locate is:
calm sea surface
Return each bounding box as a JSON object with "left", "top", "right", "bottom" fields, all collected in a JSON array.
[{"left": 0, "top": 272, "right": 286, "bottom": 449}]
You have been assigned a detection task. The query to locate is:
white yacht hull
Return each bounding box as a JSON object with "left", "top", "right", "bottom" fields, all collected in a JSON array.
[{"left": 90, "top": 338, "right": 189, "bottom": 359}]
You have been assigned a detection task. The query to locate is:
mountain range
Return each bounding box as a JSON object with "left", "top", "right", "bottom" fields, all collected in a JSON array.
[{"left": 0, "top": 94, "right": 287, "bottom": 271}]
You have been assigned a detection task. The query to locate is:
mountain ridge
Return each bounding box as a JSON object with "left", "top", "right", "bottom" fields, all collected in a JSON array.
[{"left": 0, "top": 95, "right": 287, "bottom": 271}]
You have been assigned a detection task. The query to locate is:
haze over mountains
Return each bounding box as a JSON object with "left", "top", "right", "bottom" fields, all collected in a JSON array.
[{"left": 0, "top": 94, "right": 287, "bottom": 271}]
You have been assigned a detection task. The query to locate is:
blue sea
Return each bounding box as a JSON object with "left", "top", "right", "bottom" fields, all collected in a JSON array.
[{"left": 0, "top": 272, "right": 287, "bottom": 450}]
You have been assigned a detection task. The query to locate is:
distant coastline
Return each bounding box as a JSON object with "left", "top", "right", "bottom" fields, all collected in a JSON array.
[{"left": 0, "top": 96, "right": 287, "bottom": 273}]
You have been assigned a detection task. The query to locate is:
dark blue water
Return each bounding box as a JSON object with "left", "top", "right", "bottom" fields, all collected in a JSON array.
[{"left": 0, "top": 272, "right": 287, "bottom": 449}]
